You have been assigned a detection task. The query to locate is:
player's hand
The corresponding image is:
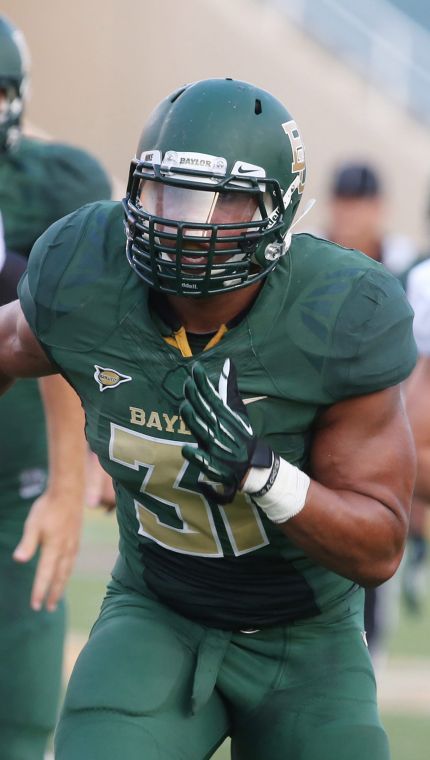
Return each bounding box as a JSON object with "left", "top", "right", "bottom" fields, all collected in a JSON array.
[
  {"left": 180, "top": 358, "right": 272, "bottom": 504},
  {"left": 12, "top": 487, "right": 84, "bottom": 612}
]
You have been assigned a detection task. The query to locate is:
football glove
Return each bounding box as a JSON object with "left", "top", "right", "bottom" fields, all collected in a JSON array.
[{"left": 180, "top": 358, "right": 272, "bottom": 504}]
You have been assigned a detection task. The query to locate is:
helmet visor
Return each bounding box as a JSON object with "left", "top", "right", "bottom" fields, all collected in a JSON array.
[{"left": 139, "top": 180, "right": 265, "bottom": 236}]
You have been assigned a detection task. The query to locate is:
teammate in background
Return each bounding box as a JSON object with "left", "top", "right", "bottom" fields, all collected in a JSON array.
[
  {"left": 325, "top": 161, "right": 421, "bottom": 664},
  {"left": 325, "top": 162, "right": 417, "bottom": 275},
  {"left": 398, "top": 201, "right": 430, "bottom": 610},
  {"left": 0, "top": 78, "right": 417, "bottom": 760},
  {"left": 403, "top": 260, "right": 430, "bottom": 605},
  {"left": 406, "top": 259, "right": 430, "bottom": 493},
  {"left": 0, "top": 16, "right": 111, "bottom": 760}
]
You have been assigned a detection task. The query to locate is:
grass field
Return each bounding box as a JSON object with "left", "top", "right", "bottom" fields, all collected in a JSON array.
[{"left": 65, "top": 510, "right": 430, "bottom": 759}]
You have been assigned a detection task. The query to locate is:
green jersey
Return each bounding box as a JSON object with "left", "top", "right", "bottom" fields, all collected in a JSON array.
[
  {"left": 0, "top": 136, "right": 111, "bottom": 258},
  {"left": 0, "top": 380, "right": 47, "bottom": 508},
  {"left": 0, "top": 136, "right": 111, "bottom": 511},
  {"left": 19, "top": 201, "right": 416, "bottom": 629}
]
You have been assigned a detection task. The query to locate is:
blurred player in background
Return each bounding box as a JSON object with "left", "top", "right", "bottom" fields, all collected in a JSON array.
[
  {"left": 325, "top": 162, "right": 417, "bottom": 275},
  {"left": 406, "top": 260, "right": 430, "bottom": 471},
  {"left": 325, "top": 161, "right": 422, "bottom": 665},
  {"left": 403, "top": 259, "right": 430, "bottom": 604},
  {"left": 0, "top": 77, "right": 417, "bottom": 760},
  {"left": 0, "top": 15, "right": 111, "bottom": 760}
]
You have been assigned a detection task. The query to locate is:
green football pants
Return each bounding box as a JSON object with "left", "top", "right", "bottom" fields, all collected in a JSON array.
[
  {"left": 56, "top": 579, "right": 389, "bottom": 760},
  {"left": 0, "top": 508, "right": 66, "bottom": 760}
]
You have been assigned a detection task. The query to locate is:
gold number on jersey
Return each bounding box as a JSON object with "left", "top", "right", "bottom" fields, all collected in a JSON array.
[{"left": 110, "top": 423, "right": 269, "bottom": 557}]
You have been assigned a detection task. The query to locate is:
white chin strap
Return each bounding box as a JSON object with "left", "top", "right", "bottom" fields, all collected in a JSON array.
[
  {"left": 282, "top": 197, "right": 316, "bottom": 252},
  {"left": 263, "top": 197, "right": 316, "bottom": 263}
]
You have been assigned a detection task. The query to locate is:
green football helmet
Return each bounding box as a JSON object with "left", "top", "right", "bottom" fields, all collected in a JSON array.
[
  {"left": 123, "top": 78, "right": 306, "bottom": 297},
  {"left": 0, "top": 16, "right": 30, "bottom": 152}
]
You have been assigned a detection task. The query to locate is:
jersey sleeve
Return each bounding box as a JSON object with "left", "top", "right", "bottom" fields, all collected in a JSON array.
[
  {"left": 18, "top": 214, "right": 65, "bottom": 341},
  {"left": 406, "top": 259, "right": 430, "bottom": 356},
  {"left": 323, "top": 266, "right": 417, "bottom": 399},
  {"left": 18, "top": 201, "right": 126, "bottom": 352},
  {"left": 47, "top": 144, "right": 112, "bottom": 221}
]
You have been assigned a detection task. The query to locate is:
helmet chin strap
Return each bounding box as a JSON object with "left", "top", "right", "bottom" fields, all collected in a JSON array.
[
  {"left": 282, "top": 197, "right": 316, "bottom": 251},
  {"left": 264, "top": 197, "right": 316, "bottom": 261}
]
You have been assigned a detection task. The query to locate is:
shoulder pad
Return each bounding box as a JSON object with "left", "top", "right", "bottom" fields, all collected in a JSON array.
[
  {"left": 20, "top": 137, "right": 112, "bottom": 211},
  {"left": 249, "top": 235, "right": 416, "bottom": 401},
  {"left": 44, "top": 141, "right": 112, "bottom": 210},
  {"left": 18, "top": 201, "right": 138, "bottom": 351},
  {"left": 290, "top": 236, "right": 417, "bottom": 396},
  {"left": 325, "top": 265, "right": 417, "bottom": 397}
]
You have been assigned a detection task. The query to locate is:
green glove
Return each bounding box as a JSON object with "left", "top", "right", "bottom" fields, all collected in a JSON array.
[{"left": 180, "top": 358, "right": 272, "bottom": 504}]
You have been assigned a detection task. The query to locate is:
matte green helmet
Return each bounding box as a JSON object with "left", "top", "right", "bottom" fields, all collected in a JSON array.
[
  {"left": 123, "top": 78, "right": 306, "bottom": 297},
  {"left": 0, "top": 16, "right": 30, "bottom": 152}
]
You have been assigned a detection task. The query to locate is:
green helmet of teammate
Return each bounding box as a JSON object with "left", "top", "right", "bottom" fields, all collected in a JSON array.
[
  {"left": 123, "top": 78, "right": 306, "bottom": 297},
  {"left": 0, "top": 16, "right": 30, "bottom": 152}
]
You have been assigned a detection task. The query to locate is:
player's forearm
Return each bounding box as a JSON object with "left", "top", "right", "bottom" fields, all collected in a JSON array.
[
  {"left": 39, "top": 375, "right": 86, "bottom": 501},
  {"left": 0, "top": 301, "right": 57, "bottom": 386},
  {"left": 278, "top": 480, "right": 409, "bottom": 587},
  {"left": 0, "top": 302, "right": 20, "bottom": 393}
]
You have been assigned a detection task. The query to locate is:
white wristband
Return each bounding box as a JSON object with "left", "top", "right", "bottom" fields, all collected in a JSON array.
[{"left": 242, "top": 455, "right": 310, "bottom": 524}]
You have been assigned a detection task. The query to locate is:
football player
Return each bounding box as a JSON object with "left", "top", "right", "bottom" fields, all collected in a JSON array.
[
  {"left": 0, "top": 77, "right": 417, "bottom": 760},
  {"left": 407, "top": 259, "right": 430, "bottom": 505},
  {"left": 0, "top": 15, "right": 111, "bottom": 760},
  {"left": 324, "top": 162, "right": 420, "bottom": 662},
  {"left": 404, "top": 259, "right": 430, "bottom": 593},
  {"left": 325, "top": 162, "right": 417, "bottom": 275}
]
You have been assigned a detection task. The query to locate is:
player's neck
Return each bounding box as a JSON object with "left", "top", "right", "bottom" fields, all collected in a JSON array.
[{"left": 166, "top": 281, "right": 263, "bottom": 334}]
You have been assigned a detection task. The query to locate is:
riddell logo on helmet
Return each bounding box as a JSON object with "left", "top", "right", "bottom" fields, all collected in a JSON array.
[{"left": 182, "top": 281, "right": 198, "bottom": 290}]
